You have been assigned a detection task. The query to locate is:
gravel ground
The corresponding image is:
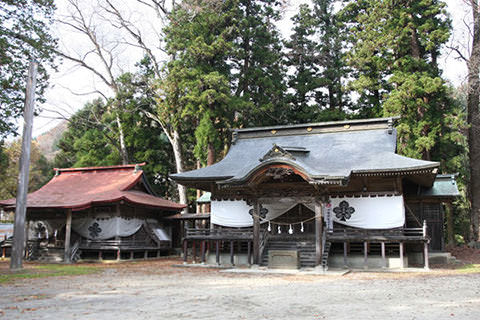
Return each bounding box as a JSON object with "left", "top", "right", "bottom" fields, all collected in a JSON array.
[{"left": 1, "top": 259, "right": 480, "bottom": 320}]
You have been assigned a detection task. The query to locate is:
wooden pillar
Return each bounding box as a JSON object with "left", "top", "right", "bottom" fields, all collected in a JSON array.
[
  {"left": 144, "top": 250, "right": 148, "bottom": 259},
  {"left": 201, "top": 240, "right": 206, "bottom": 263},
  {"left": 230, "top": 240, "right": 235, "bottom": 266},
  {"left": 64, "top": 208, "right": 72, "bottom": 263},
  {"left": 216, "top": 240, "right": 220, "bottom": 265},
  {"left": 445, "top": 202, "right": 454, "bottom": 246},
  {"left": 343, "top": 242, "right": 348, "bottom": 268},
  {"left": 183, "top": 239, "right": 188, "bottom": 263},
  {"left": 247, "top": 241, "right": 252, "bottom": 265},
  {"left": 424, "top": 241, "right": 430, "bottom": 270},
  {"left": 157, "top": 250, "right": 160, "bottom": 258},
  {"left": 314, "top": 200, "right": 323, "bottom": 266},
  {"left": 363, "top": 241, "right": 368, "bottom": 269},
  {"left": 117, "top": 249, "right": 121, "bottom": 261},
  {"left": 192, "top": 240, "right": 197, "bottom": 263},
  {"left": 252, "top": 200, "right": 261, "bottom": 265},
  {"left": 381, "top": 242, "right": 386, "bottom": 268},
  {"left": 130, "top": 251, "right": 134, "bottom": 260},
  {"left": 98, "top": 251, "right": 103, "bottom": 261},
  {"left": 399, "top": 242, "right": 404, "bottom": 269}
]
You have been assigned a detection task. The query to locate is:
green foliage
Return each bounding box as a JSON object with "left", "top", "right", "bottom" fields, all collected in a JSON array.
[
  {"left": 0, "top": 0, "right": 57, "bottom": 138},
  {"left": 232, "top": 0, "right": 288, "bottom": 126},
  {"left": 0, "top": 140, "right": 53, "bottom": 200}
]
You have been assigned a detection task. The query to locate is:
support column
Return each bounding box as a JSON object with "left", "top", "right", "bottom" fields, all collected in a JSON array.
[
  {"left": 183, "top": 239, "right": 188, "bottom": 264},
  {"left": 230, "top": 241, "right": 235, "bottom": 266},
  {"left": 445, "top": 202, "right": 454, "bottom": 246},
  {"left": 381, "top": 242, "right": 386, "bottom": 268},
  {"left": 247, "top": 241, "right": 252, "bottom": 265},
  {"left": 216, "top": 240, "right": 220, "bottom": 265},
  {"left": 363, "top": 241, "right": 368, "bottom": 269},
  {"left": 314, "top": 200, "right": 323, "bottom": 266},
  {"left": 64, "top": 208, "right": 72, "bottom": 263},
  {"left": 343, "top": 242, "right": 348, "bottom": 268},
  {"left": 252, "top": 200, "right": 261, "bottom": 265},
  {"left": 399, "top": 242, "right": 404, "bottom": 269},
  {"left": 201, "top": 240, "right": 206, "bottom": 264},
  {"left": 424, "top": 242, "right": 430, "bottom": 270}
]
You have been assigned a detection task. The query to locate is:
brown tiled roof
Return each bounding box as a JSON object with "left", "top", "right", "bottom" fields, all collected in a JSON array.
[{"left": 0, "top": 164, "right": 185, "bottom": 212}]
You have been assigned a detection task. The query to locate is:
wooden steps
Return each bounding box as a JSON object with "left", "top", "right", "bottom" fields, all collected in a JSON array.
[{"left": 261, "top": 238, "right": 316, "bottom": 268}]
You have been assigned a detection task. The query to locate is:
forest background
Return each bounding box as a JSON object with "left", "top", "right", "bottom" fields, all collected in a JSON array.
[{"left": 0, "top": 0, "right": 477, "bottom": 245}]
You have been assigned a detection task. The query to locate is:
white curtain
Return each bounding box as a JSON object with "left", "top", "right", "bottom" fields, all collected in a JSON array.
[
  {"left": 72, "top": 214, "right": 143, "bottom": 240},
  {"left": 211, "top": 195, "right": 405, "bottom": 229}
]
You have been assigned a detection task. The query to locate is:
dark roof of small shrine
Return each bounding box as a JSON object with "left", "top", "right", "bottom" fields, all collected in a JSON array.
[
  {"left": 0, "top": 164, "right": 185, "bottom": 212},
  {"left": 171, "top": 117, "right": 439, "bottom": 188},
  {"left": 418, "top": 174, "right": 460, "bottom": 198}
]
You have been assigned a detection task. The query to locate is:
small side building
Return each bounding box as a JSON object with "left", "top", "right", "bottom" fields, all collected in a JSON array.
[{"left": 0, "top": 163, "right": 185, "bottom": 262}]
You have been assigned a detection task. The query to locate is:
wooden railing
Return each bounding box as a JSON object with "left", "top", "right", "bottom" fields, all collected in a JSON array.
[{"left": 184, "top": 228, "right": 254, "bottom": 240}]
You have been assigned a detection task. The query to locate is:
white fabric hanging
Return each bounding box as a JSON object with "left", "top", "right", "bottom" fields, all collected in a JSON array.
[
  {"left": 324, "top": 196, "right": 405, "bottom": 229},
  {"left": 72, "top": 214, "right": 144, "bottom": 240},
  {"left": 211, "top": 199, "right": 298, "bottom": 227},
  {"left": 211, "top": 195, "right": 405, "bottom": 229}
]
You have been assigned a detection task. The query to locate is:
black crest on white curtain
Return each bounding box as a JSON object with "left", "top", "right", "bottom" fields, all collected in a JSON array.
[
  {"left": 333, "top": 201, "right": 355, "bottom": 221},
  {"left": 88, "top": 222, "right": 102, "bottom": 238},
  {"left": 249, "top": 205, "right": 269, "bottom": 219}
]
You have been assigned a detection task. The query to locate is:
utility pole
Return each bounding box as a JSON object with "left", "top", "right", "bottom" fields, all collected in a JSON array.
[{"left": 10, "top": 61, "right": 37, "bottom": 270}]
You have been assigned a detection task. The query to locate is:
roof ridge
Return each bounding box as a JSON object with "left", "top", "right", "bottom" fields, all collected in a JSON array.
[
  {"left": 233, "top": 116, "right": 400, "bottom": 134},
  {"left": 54, "top": 163, "right": 146, "bottom": 173}
]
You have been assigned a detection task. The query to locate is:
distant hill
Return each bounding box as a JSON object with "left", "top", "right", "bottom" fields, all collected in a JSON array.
[{"left": 35, "top": 120, "right": 68, "bottom": 161}]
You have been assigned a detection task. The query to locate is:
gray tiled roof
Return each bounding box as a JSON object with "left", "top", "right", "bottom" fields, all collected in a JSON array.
[{"left": 171, "top": 118, "right": 439, "bottom": 185}]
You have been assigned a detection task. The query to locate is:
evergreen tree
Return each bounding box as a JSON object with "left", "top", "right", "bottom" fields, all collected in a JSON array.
[
  {"left": 284, "top": 4, "right": 322, "bottom": 124},
  {"left": 342, "top": 0, "right": 459, "bottom": 162},
  {"left": 312, "top": 0, "right": 348, "bottom": 114},
  {"left": 0, "top": 0, "right": 57, "bottom": 138},
  {"left": 232, "top": 0, "right": 288, "bottom": 126},
  {"left": 160, "top": 0, "right": 241, "bottom": 166}
]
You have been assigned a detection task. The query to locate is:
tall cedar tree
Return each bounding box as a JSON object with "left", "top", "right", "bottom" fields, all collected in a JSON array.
[
  {"left": 0, "top": 0, "right": 57, "bottom": 138},
  {"left": 160, "top": 0, "right": 241, "bottom": 166},
  {"left": 285, "top": 4, "right": 322, "bottom": 123},
  {"left": 312, "top": 0, "right": 348, "bottom": 116},
  {"left": 232, "top": 0, "right": 288, "bottom": 126},
  {"left": 342, "top": 0, "right": 463, "bottom": 161}
]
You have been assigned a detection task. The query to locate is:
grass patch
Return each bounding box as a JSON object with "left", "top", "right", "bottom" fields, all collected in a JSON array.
[
  {"left": 457, "top": 264, "right": 480, "bottom": 273},
  {"left": 0, "top": 264, "right": 100, "bottom": 284}
]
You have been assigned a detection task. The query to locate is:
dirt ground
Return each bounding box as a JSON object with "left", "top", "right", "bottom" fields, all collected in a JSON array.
[{"left": 0, "top": 254, "right": 480, "bottom": 320}]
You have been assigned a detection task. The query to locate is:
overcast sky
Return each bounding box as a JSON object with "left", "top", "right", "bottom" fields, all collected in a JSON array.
[{"left": 28, "top": 0, "right": 471, "bottom": 138}]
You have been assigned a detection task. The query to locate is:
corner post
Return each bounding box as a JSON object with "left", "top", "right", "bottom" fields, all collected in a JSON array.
[
  {"left": 252, "top": 199, "right": 261, "bottom": 265},
  {"left": 64, "top": 208, "right": 72, "bottom": 263},
  {"left": 314, "top": 199, "right": 323, "bottom": 266}
]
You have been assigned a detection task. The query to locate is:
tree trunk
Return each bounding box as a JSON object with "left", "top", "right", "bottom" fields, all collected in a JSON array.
[
  {"left": 172, "top": 129, "right": 188, "bottom": 212},
  {"left": 115, "top": 112, "right": 129, "bottom": 165},
  {"left": 207, "top": 142, "right": 215, "bottom": 166},
  {"left": 468, "top": 0, "right": 480, "bottom": 241}
]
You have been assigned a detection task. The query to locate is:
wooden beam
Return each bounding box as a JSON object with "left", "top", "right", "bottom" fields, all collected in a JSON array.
[
  {"left": 315, "top": 200, "right": 323, "bottom": 266},
  {"left": 252, "top": 200, "right": 260, "bottom": 265},
  {"left": 343, "top": 242, "right": 348, "bottom": 268},
  {"left": 247, "top": 241, "right": 252, "bottom": 265},
  {"left": 216, "top": 240, "right": 220, "bottom": 265},
  {"left": 64, "top": 208, "right": 72, "bottom": 263},
  {"left": 192, "top": 240, "right": 196, "bottom": 263},
  {"left": 230, "top": 240, "right": 235, "bottom": 266}
]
